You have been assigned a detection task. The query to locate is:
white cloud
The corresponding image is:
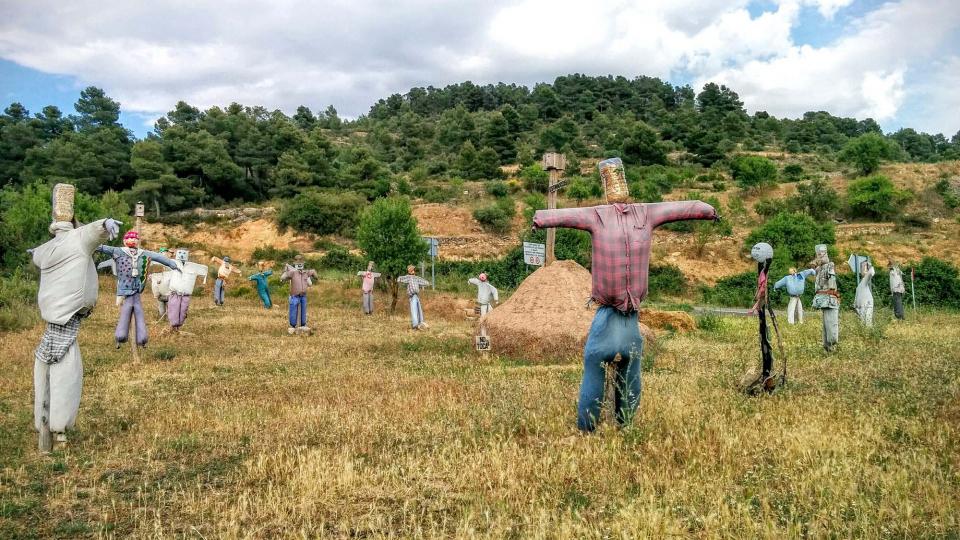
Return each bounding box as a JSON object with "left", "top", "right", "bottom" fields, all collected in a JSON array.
[{"left": 0, "top": 0, "right": 956, "bottom": 135}]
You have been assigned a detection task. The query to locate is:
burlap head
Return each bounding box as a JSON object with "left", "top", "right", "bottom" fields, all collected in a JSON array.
[
  {"left": 51, "top": 183, "right": 76, "bottom": 223},
  {"left": 598, "top": 157, "right": 629, "bottom": 203}
]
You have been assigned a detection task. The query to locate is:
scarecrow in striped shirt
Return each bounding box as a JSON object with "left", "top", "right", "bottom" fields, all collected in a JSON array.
[
  {"left": 397, "top": 265, "right": 430, "bottom": 330},
  {"left": 532, "top": 157, "right": 719, "bottom": 432}
]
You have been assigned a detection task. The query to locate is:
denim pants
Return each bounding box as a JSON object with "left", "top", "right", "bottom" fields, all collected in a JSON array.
[
  {"left": 362, "top": 291, "right": 374, "bottom": 314},
  {"left": 578, "top": 306, "right": 644, "bottom": 432},
  {"left": 213, "top": 278, "right": 225, "bottom": 305},
  {"left": 115, "top": 294, "right": 148, "bottom": 346},
  {"left": 409, "top": 294, "right": 425, "bottom": 328},
  {"left": 289, "top": 294, "right": 307, "bottom": 327}
]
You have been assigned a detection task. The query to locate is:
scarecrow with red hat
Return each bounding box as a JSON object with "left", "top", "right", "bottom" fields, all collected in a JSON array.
[
  {"left": 468, "top": 273, "right": 499, "bottom": 316},
  {"left": 97, "top": 230, "right": 180, "bottom": 348}
]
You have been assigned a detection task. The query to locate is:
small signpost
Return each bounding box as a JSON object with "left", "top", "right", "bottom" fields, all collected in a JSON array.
[
  {"left": 423, "top": 236, "right": 439, "bottom": 288},
  {"left": 523, "top": 242, "right": 546, "bottom": 267},
  {"left": 847, "top": 253, "right": 870, "bottom": 284},
  {"left": 541, "top": 152, "right": 566, "bottom": 265}
]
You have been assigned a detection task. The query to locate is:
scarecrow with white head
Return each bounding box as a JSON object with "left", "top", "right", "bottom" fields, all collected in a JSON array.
[
  {"left": 357, "top": 261, "right": 381, "bottom": 315},
  {"left": 810, "top": 244, "right": 840, "bottom": 351},
  {"left": 280, "top": 255, "right": 319, "bottom": 335},
  {"left": 532, "top": 157, "right": 719, "bottom": 432},
  {"left": 742, "top": 242, "right": 787, "bottom": 395},
  {"left": 97, "top": 231, "right": 180, "bottom": 348},
  {"left": 166, "top": 248, "right": 208, "bottom": 332},
  {"left": 29, "top": 184, "right": 121, "bottom": 450}
]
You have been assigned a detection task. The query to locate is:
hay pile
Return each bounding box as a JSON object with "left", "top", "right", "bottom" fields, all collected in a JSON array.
[{"left": 485, "top": 260, "right": 659, "bottom": 362}]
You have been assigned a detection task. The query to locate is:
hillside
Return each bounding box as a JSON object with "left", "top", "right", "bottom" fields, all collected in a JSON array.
[{"left": 135, "top": 159, "right": 960, "bottom": 288}]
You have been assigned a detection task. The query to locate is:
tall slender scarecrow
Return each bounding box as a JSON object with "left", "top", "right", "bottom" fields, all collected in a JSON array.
[
  {"left": 30, "top": 184, "right": 121, "bottom": 452},
  {"left": 532, "top": 157, "right": 719, "bottom": 432}
]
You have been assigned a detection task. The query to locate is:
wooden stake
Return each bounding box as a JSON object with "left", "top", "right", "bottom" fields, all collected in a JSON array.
[
  {"left": 130, "top": 202, "right": 144, "bottom": 364},
  {"left": 38, "top": 362, "right": 52, "bottom": 453},
  {"left": 542, "top": 153, "right": 566, "bottom": 265}
]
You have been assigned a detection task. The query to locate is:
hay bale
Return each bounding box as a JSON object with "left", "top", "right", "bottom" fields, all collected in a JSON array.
[
  {"left": 640, "top": 308, "right": 696, "bottom": 332},
  {"left": 485, "top": 260, "right": 656, "bottom": 362}
]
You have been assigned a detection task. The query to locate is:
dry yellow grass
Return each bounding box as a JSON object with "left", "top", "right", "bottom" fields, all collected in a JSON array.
[{"left": 1, "top": 279, "right": 958, "bottom": 538}]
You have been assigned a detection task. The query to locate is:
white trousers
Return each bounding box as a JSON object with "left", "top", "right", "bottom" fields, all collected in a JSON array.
[
  {"left": 34, "top": 341, "right": 83, "bottom": 433},
  {"left": 857, "top": 306, "right": 874, "bottom": 328},
  {"left": 787, "top": 296, "right": 804, "bottom": 324}
]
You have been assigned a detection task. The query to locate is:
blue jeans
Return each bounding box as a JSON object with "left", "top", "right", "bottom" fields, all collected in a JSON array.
[
  {"left": 289, "top": 294, "right": 307, "bottom": 327},
  {"left": 409, "top": 294, "right": 424, "bottom": 328},
  {"left": 578, "top": 306, "right": 644, "bottom": 432},
  {"left": 213, "top": 278, "right": 225, "bottom": 305}
]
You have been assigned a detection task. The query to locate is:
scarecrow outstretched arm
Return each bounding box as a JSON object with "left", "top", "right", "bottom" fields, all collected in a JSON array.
[
  {"left": 648, "top": 200, "right": 718, "bottom": 228},
  {"left": 532, "top": 207, "right": 596, "bottom": 232}
]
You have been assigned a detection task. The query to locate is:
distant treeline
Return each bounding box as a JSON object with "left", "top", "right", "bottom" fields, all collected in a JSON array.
[{"left": 1, "top": 75, "right": 958, "bottom": 212}]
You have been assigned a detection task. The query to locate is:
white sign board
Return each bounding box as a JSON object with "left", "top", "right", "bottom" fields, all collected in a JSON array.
[
  {"left": 523, "top": 242, "right": 546, "bottom": 266},
  {"left": 847, "top": 254, "right": 871, "bottom": 273}
]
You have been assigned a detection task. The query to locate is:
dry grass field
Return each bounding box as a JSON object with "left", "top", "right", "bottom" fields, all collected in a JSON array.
[{"left": 1, "top": 277, "right": 958, "bottom": 538}]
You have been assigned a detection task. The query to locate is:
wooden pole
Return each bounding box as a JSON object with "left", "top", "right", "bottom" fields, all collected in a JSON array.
[
  {"left": 542, "top": 152, "right": 566, "bottom": 266},
  {"left": 38, "top": 362, "right": 52, "bottom": 453},
  {"left": 130, "top": 203, "right": 144, "bottom": 363}
]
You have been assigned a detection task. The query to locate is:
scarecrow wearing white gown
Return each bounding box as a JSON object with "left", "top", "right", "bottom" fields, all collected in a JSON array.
[
  {"left": 30, "top": 184, "right": 121, "bottom": 450},
  {"left": 854, "top": 260, "right": 875, "bottom": 327}
]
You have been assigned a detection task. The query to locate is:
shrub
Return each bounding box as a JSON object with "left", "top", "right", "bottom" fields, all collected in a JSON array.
[
  {"left": 277, "top": 190, "right": 366, "bottom": 237},
  {"left": 473, "top": 198, "right": 516, "bottom": 234},
  {"left": 840, "top": 133, "right": 896, "bottom": 176},
  {"left": 745, "top": 212, "right": 835, "bottom": 270},
  {"left": 789, "top": 177, "right": 839, "bottom": 221},
  {"left": 730, "top": 155, "right": 778, "bottom": 191},
  {"left": 318, "top": 246, "right": 365, "bottom": 272},
  {"left": 782, "top": 164, "right": 804, "bottom": 182},
  {"left": 520, "top": 164, "right": 549, "bottom": 193},
  {"left": 485, "top": 181, "right": 509, "bottom": 198},
  {"left": 846, "top": 175, "right": 911, "bottom": 220},
  {"left": 696, "top": 313, "right": 724, "bottom": 332},
  {"left": 648, "top": 264, "right": 687, "bottom": 298},
  {"left": 754, "top": 198, "right": 790, "bottom": 219},
  {"left": 909, "top": 257, "right": 960, "bottom": 309},
  {"left": 251, "top": 245, "right": 299, "bottom": 263},
  {"left": 934, "top": 178, "right": 960, "bottom": 209}
]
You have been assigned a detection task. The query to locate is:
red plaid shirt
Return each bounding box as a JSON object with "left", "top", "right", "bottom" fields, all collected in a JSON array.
[{"left": 533, "top": 201, "right": 718, "bottom": 312}]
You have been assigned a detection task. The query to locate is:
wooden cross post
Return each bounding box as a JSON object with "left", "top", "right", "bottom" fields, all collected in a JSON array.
[
  {"left": 542, "top": 152, "right": 566, "bottom": 265},
  {"left": 129, "top": 202, "right": 145, "bottom": 363}
]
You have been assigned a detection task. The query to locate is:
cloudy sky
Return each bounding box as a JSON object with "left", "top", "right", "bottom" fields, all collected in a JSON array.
[{"left": 1, "top": 0, "right": 958, "bottom": 138}]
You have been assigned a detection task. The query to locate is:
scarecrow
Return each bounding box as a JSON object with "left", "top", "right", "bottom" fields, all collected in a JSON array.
[
  {"left": 357, "top": 261, "right": 381, "bottom": 315},
  {"left": 854, "top": 259, "right": 875, "bottom": 327},
  {"left": 29, "top": 183, "right": 121, "bottom": 451},
  {"left": 810, "top": 244, "right": 840, "bottom": 352},
  {"left": 397, "top": 265, "right": 431, "bottom": 330},
  {"left": 210, "top": 255, "right": 242, "bottom": 306},
  {"left": 280, "top": 255, "right": 319, "bottom": 335},
  {"left": 248, "top": 261, "right": 274, "bottom": 309},
  {"left": 772, "top": 267, "right": 815, "bottom": 324},
  {"left": 167, "top": 249, "right": 208, "bottom": 333},
  {"left": 468, "top": 273, "right": 499, "bottom": 316},
  {"left": 149, "top": 248, "right": 174, "bottom": 320},
  {"left": 532, "top": 157, "right": 719, "bottom": 432},
  {"left": 888, "top": 259, "right": 906, "bottom": 320},
  {"left": 97, "top": 231, "right": 180, "bottom": 348},
  {"left": 742, "top": 242, "right": 787, "bottom": 395}
]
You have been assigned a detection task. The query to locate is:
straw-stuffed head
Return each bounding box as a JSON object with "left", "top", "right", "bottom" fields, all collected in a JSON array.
[{"left": 597, "top": 157, "right": 629, "bottom": 204}]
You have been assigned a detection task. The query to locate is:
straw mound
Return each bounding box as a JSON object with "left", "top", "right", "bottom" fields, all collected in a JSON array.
[
  {"left": 639, "top": 308, "right": 696, "bottom": 332},
  {"left": 485, "top": 260, "right": 660, "bottom": 362}
]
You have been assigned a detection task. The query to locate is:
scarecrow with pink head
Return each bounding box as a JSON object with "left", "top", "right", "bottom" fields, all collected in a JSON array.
[
  {"left": 468, "top": 273, "right": 499, "bottom": 316},
  {"left": 98, "top": 230, "right": 180, "bottom": 348}
]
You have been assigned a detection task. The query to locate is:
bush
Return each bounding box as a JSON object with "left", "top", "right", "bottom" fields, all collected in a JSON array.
[
  {"left": 840, "top": 133, "right": 896, "bottom": 176},
  {"left": 789, "top": 177, "right": 839, "bottom": 221},
  {"left": 485, "top": 181, "right": 509, "bottom": 198},
  {"left": 730, "top": 155, "right": 778, "bottom": 191},
  {"left": 251, "top": 245, "right": 299, "bottom": 263},
  {"left": 909, "top": 257, "right": 960, "bottom": 309},
  {"left": 782, "top": 164, "right": 804, "bottom": 182},
  {"left": 934, "top": 179, "right": 960, "bottom": 209},
  {"left": 648, "top": 264, "right": 687, "bottom": 298},
  {"left": 473, "top": 198, "right": 516, "bottom": 234},
  {"left": 520, "top": 164, "right": 549, "bottom": 193},
  {"left": 318, "top": 246, "right": 365, "bottom": 272},
  {"left": 754, "top": 198, "right": 790, "bottom": 219},
  {"left": 745, "top": 212, "right": 835, "bottom": 270},
  {"left": 277, "top": 190, "right": 366, "bottom": 237},
  {"left": 846, "top": 175, "right": 911, "bottom": 220}
]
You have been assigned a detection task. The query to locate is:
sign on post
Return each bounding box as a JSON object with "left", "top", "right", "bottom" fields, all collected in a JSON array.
[
  {"left": 847, "top": 254, "right": 871, "bottom": 284},
  {"left": 422, "top": 237, "right": 439, "bottom": 288},
  {"left": 523, "top": 242, "right": 546, "bottom": 267},
  {"left": 134, "top": 201, "right": 145, "bottom": 218}
]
